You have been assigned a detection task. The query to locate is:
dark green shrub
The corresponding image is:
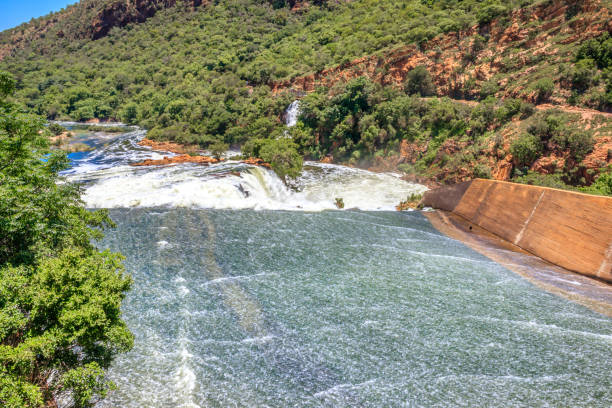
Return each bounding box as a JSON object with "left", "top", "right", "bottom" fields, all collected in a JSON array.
[
  {"left": 479, "top": 79, "right": 499, "bottom": 99},
  {"left": 510, "top": 133, "right": 541, "bottom": 166},
  {"left": 48, "top": 123, "right": 66, "bottom": 135},
  {"left": 576, "top": 32, "right": 612, "bottom": 69},
  {"left": 209, "top": 141, "right": 229, "bottom": 159},
  {"left": 473, "top": 163, "right": 492, "bottom": 179},
  {"left": 260, "top": 138, "right": 303, "bottom": 180},
  {"left": 552, "top": 129, "right": 594, "bottom": 161},
  {"left": 571, "top": 58, "right": 598, "bottom": 91},
  {"left": 513, "top": 171, "right": 574, "bottom": 190},
  {"left": 581, "top": 166, "right": 612, "bottom": 196},
  {"left": 476, "top": 4, "right": 507, "bottom": 24},
  {"left": 527, "top": 111, "right": 563, "bottom": 141},
  {"left": 404, "top": 66, "right": 435, "bottom": 97},
  {"left": 120, "top": 103, "right": 138, "bottom": 125}
]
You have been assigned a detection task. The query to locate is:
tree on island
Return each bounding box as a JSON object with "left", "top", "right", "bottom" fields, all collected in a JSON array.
[{"left": 0, "top": 71, "right": 133, "bottom": 408}]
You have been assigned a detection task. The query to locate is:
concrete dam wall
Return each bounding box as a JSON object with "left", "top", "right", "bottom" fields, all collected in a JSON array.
[{"left": 421, "top": 179, "right": 612, "bottom": 282}]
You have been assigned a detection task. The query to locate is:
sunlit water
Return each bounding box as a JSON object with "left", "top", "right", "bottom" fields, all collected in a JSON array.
[{"left": 57, "top": 125, "right": 612, "bottom": 407}]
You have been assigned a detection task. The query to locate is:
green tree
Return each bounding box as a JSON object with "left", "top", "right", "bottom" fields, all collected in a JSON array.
[
  {"left": 260, "top": 138, "right": 303, "bottom": 180},
  {"left": 243, "top": 138, "right": 303, "bottom": 180},
  {"left": 510, "top": 133, "right": 541, "bottom": 167},
  {"left": 209, "top": 141, "right": 229, "bottom": 159},
  {"left": 0, "top": 71, "right": 132, "bottom": 407},
  {"left": 404, "top": 66, "right": 435, "bottom": 97}
]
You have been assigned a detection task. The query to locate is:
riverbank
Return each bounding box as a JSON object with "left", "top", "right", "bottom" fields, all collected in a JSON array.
[{"left": 421, "top": 179, "right": 612, "bottom": 283}]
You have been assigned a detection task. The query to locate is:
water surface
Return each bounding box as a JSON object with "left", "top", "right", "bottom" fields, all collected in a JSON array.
[{"left": 98, "top": 209, "right": 612, "bottom": 407}]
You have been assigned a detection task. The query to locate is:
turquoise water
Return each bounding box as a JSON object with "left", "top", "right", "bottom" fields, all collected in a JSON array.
[{"left": 97, "top": 208, "right": 612, "bottom": 407}]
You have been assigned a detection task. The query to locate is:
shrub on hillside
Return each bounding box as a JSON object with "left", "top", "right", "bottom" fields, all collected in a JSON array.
[
  {"left": 533, "top": 78, "right": 554, "bottom": 103},
  {"left": 476, "top": 4, "right": 507, "bottom": 24},
  {"left": 404, "top": 66, "right": 435, "bottom": 97},
  {"left": 581, "top": 166, "right": 612, "bottom": 196},
  {"left": 510, "top": 133, "right": 541, "bottom": 166},
  {"left": 552, "top": 129, "right": 594, "bottom": 161},
  {"left": 479, "top": 79, "right": 499, "bottom": 99}
]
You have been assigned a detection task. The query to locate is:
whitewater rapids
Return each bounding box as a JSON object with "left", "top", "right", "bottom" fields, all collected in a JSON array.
[{"left": 62, "top": 127, "right": 427, "bottom": 211}]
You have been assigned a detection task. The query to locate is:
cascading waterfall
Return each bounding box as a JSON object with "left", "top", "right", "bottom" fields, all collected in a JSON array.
[
  {"left": 62, "top": 124, "right": 427, "bottom": 211},
  {"left": 285, "top": 100, "right": 301, "bottom": 127}
]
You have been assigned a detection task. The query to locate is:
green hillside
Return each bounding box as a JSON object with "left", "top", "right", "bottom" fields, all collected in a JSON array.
[{"left": 0, "top": 0, "right": 611, "bottom": 192}]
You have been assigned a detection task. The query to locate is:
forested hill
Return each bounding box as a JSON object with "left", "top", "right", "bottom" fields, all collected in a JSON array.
[{"left": 1, "top": 0, "right": 611, "bottom": 193}]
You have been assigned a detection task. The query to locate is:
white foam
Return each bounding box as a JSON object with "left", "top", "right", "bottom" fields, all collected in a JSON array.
[
  {"left": 61, "top": 128, "right": 428, "bottom": 211},
  {"left": 75, "top": 161, "right": 427, "bottom": 211},
  {"left": 156, "top": 240, "right": 171, "bottom": 248}
]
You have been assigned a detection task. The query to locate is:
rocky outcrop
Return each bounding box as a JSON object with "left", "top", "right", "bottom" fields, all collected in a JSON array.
[
  {"left": 131, "top": 154, "right": 220, "bottom": 166},
  {"left": 131, "top": 154, "right": 273, "bottom": 168},
  {"left": 90, "top": 0, "right": 204, "bottom": 40},
  {"left": 421, "top": 179, "right": 612, "bottom": 282},
  {"left": 241, "top": 158, "right": 271, "bottom": 168},
  {"left": 0, "top": 0, "right": 205, "bottom": 60},
  {"left": 138, "top": 138, "right": 196, "bottom": 155}
]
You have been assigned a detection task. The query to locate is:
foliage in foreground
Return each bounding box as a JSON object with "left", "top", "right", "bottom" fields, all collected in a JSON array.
[{"left": 0, "top": 71, "right": 133, "bottom": 407}]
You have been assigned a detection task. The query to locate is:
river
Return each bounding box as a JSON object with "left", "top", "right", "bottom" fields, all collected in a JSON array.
[{"left": 57, "top": 124, "right": 612, "bottom": 407}]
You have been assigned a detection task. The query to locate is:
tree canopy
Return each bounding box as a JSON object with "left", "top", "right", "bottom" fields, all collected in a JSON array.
[{"left": 0, "top": 71, "right": 132, "bottom": 407}]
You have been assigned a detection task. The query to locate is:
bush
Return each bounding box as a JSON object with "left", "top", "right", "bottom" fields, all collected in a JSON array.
[
  {"left": 209, "top": 141, "right": 229, "bottom": 159},
  {"left": 404, "top": 66, "right": 435, "bottom": 97},
  {"left": 120, "top": 103, "right": 138, "bottom": 125},
  {"left": 48, "top": 123, "right": 66, "bottom": 135},
  {"left": 533, "top": 78, "right": 554, "bottom": 103},
  {"left": 571, "top": 58, "right": 598, "bottom": 91},
  {"left": 473, "top": 163, "right": 492, "bottom": 179},
  {"left": 510, "top": 133, "right": 541, "bottom": 166},
  {"left": 513, "top": 171, "right": 574, "bottom": 190},
  {"left": 479, "top": 79, "right": 499, "bottom": 99},
  {"left": 243, "top": 138, "right": 303, "bottom": 180},
  {"left": 581, "top": 166, "right": 612, "bottom": 196},
  {"left": 527, "top": 110, "right": 563, "bottom": 141},
  {"left": 259, "top": 139, "right": 303, "bottom": 180},
  {"left": 477, "top": 4, "right": 507, "bottom": 24},
  {"left": 552, "top": 129, "right": 594, "bottom": 161}
]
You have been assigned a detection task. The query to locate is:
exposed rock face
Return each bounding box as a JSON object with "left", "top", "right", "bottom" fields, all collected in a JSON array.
[
  {"left": 241, "top": 158, "right": 271, "bottom": 168},
  {"left": 0, "top": 0, "right": 205, "bottom": 60},
  {"left": 138, "top": 138, "right": 195, "bottom": 155},
  {"left": 90, "top": 0, "right": 204, "bottom": 40}
]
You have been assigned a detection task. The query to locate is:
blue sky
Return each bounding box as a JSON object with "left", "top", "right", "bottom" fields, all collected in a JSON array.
[{"left": 0, "top": 1, "right": 77, "bottom": 32}]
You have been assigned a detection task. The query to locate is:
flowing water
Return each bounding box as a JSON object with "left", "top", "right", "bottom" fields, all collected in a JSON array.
[
  {"left": 58, "top": 125, "right": 612, "bottom": 407},
  {"left": 285, "top": 100, "right": 301, "bottom": 127}
]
